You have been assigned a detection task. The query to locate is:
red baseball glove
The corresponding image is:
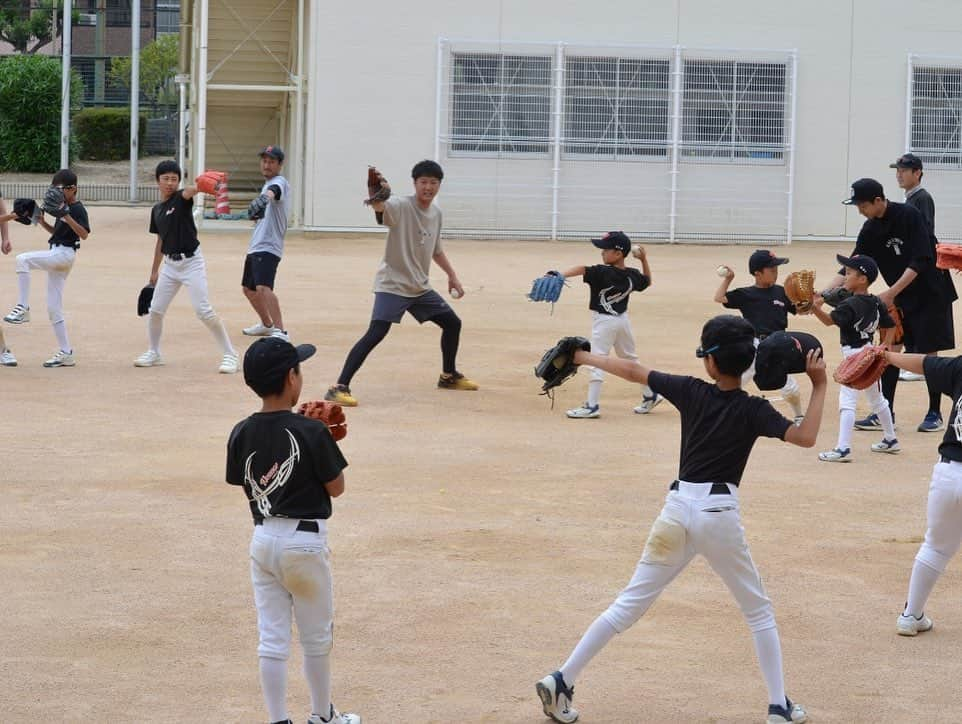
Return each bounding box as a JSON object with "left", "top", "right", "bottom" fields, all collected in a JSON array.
[
  {"left": 936, "top": 243, "right": 962, "bottom": 271},
  {"left": 194, "top": 170, "right": 226, "bottom": 195},
  {"left": 297, "top": 400, "right": 347, "bottom": 441},
  {"left": 833, "top": 345, "right": 888, "bottom": 390}
]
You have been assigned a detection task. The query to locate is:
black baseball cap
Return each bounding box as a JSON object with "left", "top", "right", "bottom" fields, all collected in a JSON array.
[
  {"left": 890, "top": 153, "right": 923, "bottom": 170},
  {"left": 590, "top": 231, "right": 631, "bottom": 256},
  {"left": 748, "top": 249, "right": 789, "bottom": 274},
  {"left": 842, "top": 178, "right": 884, "bottom": 205},
  {"left": 259, "top": 145, "right": 285, "bottom": 162},
  {"left": 244, "top": 337, "right": 315, "bottom": 387},
  {"left": 836, "top": 253, "right": 879, "bottom": 283}
]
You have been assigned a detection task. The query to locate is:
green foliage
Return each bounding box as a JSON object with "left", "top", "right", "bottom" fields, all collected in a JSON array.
[
  {"left": 74, "top": 107, "right": 146, "bottom": 161},
  {"left": 0, "top": 0, "right": 76, "bottom": 54},
  {"left": 109, "top": 34, "right": 179, "bottom": 105},
  {"left": 0, "top": 54, "right": 81, "bottom": 172}
]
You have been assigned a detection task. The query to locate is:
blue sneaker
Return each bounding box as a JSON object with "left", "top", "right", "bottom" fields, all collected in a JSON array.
[
  {"left": 854, "top": 413, "right": 882, "bottom": 431},
  {"left": 918, "top": 412, "right": 944, "bottom": 433},
  {"left": 767, "top": 697, "right": 808, "bottom": 723}
]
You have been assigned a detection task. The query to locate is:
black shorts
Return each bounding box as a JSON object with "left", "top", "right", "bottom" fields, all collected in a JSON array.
[
  {"left": 902, "top": 303, "right": 955, "bottom": 353},
  {"left": 242, "top": 252, "right": 281, "bottom": 291},
  {"left": 371, "top": 290, "right": 453, "bottom": 324}
]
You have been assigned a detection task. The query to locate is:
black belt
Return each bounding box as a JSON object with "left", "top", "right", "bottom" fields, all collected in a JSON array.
[
  {"left": 166, "top": 251, "right": 195, "bottom": 261},
  {"left": 670, "top": 480, "right": 733, "bottom": 495},
  {"left": 255, "top": 519, "right": 319, "bottom": 532},
  {"left": 940, "top": 455, "right": 962, "bottom": 464},
  {"left": 50, "top": 242, "right": 78, "bottom": 250}
]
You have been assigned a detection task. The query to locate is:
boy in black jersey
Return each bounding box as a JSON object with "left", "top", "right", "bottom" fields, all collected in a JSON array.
[
  {"left": 134, "top": 160, "right": 239, "bottom": 374},
  {"left": 536, "top": 314, "right": 825, "bottom": 724},
  {"left": 812, "top": 254, "right": 898, "bottom": 462},
  {"left": 226, "top": 337, "right": 360, "bottom": 724},
  {"left": 557, "top": 231, "right": 658, "bottom": 419},
  {"left": 715, "top": 249, "right": 805, "bottom": 422}
]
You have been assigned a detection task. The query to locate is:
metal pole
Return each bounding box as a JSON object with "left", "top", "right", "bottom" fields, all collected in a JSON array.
[
  {"left": 60, "top": 0, "right": 73, "bottom": 169},
  {"left": 905, "top": 53, "right": 914, "bottom": 152},
  {"left": 129, "top": 0, "right": 141, "bottom": 202},
  {"left": 434, "top": 37, "right": 443, "bottom": 162},
  {"left": 786, "top": 50, "right": 799, "bottom": 245},
  {"left": 550, "top": 42, "right": 564, "bottom": 240},
  {"left": 293, "top": 0, "right": 305, "bottom": 227},
  {"left": 176, "top": 74, "right": 187, "bottom": 176},
  {"left": 668, "top": 45, "right": 683, "bottom": 242},
  {"left": 196, "top": 0, "right": 209, "bottom": 202}
]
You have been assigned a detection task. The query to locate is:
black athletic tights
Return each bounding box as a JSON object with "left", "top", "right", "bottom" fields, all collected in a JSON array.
[
  {"left": 337, "top": 310, "right": 462, "bottom": 386},
  {"left": 881, "top": 362, "right": 942, "bottom": 419}
]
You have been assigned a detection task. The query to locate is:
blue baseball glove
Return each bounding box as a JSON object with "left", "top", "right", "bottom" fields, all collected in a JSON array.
[{"left": 527, "top": 270, "right": 565, "bottom": 304}]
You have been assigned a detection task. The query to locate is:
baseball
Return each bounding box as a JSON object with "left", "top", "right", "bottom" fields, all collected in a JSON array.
[
  {"left": 451, "top": 289, "right": 462, "bottom": 299},
  {"left": 717, "top": 265, "right": 730, "bottom": 277}
]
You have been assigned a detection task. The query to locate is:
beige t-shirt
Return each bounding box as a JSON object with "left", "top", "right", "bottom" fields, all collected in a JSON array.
[{"left": 373, "top": 195, "right": 443, "bottom": 297}]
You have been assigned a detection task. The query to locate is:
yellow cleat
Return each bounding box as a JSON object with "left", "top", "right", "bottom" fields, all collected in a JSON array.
[
  {"left": 324, "top": 384, "right": 358, "bottom": 407},
  {"left": 437, "top": 371, "right": 479, "bottom": 391}
]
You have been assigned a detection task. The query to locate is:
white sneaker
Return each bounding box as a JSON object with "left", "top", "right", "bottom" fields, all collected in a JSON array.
[
  {"left": 818, "top": 447, "right": 851, "bottom": 462},
  {"left": 242, "top": 321, "right": 273, "bottom": 336},
  {"left": 767, "top": 697, "right": 808, "bottom": 723},
  {"left": 633, "top": 392, "right": 663, "bottom": 414},
  {"left": 566, "top": 403, "right": 600, "bottom": 419},
  {"left": 536, "top": 671, "right": 578, "bottom": 724},
  {"left": 899, "top": 369, "right": 925, "bottom": 382},
  {"left": 270, "top": 328, "right": 290, "bottom": 342},
  {"left": 0, "top": 347, "right": 16, "bottom": 366},
  {"left": 897, "top": 611, "right": 933, "bottom": 636},
  {"left": 134, "top": 350, "right": 163, "bottom": 367},
  {"left": 871, "top": 438, "right": 901, "bottom": 454},
  {"left": 3, "top": 303, "right": 29, "bottom": 324},
  {"left": 307, "top": 704, "right": 361, "bottom": 724},
  {"left": 219, "top": 352, "right": 239, "bottom": 374},
  {"left": 42, "top": 349, "right": 75, "bottom": 367}
]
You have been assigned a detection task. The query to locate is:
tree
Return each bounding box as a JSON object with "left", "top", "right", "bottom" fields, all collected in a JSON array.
[
  {"left": 0, "top": 0, "right": 76, "bottom": 55},
  {"left": 109, "top": 33, "right": 179, "bottom": 106}
]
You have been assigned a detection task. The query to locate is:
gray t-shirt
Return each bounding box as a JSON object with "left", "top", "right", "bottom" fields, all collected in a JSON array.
[
  {"left": 373, "top": 195, "right": 443, "bottom": 297},
  {"left": 248, "top": 174, "right": 291, "bottom": 257}
]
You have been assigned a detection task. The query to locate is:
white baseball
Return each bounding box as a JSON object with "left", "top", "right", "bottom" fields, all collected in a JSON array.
[
  {"left": 717, "top": 265, "right": 730, "bottom": 277},
  {"left": 451, "top": 289, "right": 462, "bottom": 299}
]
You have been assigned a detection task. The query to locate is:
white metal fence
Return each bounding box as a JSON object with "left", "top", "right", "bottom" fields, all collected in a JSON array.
[
  {"left": 435, "top": 39, "right": 797, "bottom": 243},
  {"left": 907, "top": 54, "right": 962, "bottom": 242}
]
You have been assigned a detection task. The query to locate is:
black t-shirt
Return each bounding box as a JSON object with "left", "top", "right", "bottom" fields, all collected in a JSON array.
[
  {"left": 226, "top": 410, "right": 347, "bottom": 523},
  {"left": 850, "top": 201, "right": 957, "bottom": 313},
  {"left": 583, "top": 265, "right": 649, "bottom": 315},
  {"left": 647, "top": 371, "right": 792, "bottom": 485},
  {"left": 923, "top": 356, "right": 962, "bottom": 461},
  {"left": 906, "top": 187, "right": 935, "bottom": 234},
  {"left": 149, "top": 190, "right": 201, "bottom": 256},
  {"left": 722, "top": 285, "right": 795, "bottom": 337},
  {"left": 830, "top": 293, "right": 894, "bottom": 348},
  {"left": 49, "top": 202, "right": 89, "bottom": 249}
]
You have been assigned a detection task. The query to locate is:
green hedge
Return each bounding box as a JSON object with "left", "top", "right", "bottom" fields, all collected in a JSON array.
[
  {"left": 0, "top": 54, "right": 82, "bottom": 172},
  {"left": 74, "top": 108, "right": 146, "bottom": 161}
]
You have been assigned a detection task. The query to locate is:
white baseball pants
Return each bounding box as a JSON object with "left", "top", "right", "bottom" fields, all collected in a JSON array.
[
  {"left": 585, "top": 311, "right": 653, "bottom": 407},
  {"left": 834, "top": 345, "right": 896, "bottom": 451},
  {"left": 250, "top": 517, "right": 334, "bottom": 660},
  {"left": 15, "top": 246, "right": 75, "bottom": 324}
]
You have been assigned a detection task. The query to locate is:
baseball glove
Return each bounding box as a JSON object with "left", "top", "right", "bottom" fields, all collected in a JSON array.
[
  {"left": 41, "top": 186, "right": 67, "bottom": 218},
  {"left": 364, "top": 166, "right": 391, "bottom": 206},
  {"left": 833, "top": 344, "right": 888, "bottom": 390},
  {"left": 784, "top": 269, "right": 816, "bottom": 312},
  {"left": 527, "top": 271, "right": 565, "bottom": 305},
  {"left": 886, "top": 305, "right": 904, "bottom": 345},
  {"left": 12, "top": 198, "right": 39, "bottom": 226},
  {"left": 297, "top": 399, "right": 348, "bottom": 441},
  {"left": 194, "top": 170, "right": 225, "bottom": 195},
  {"left": 754, "top": 331, "right": 823, "bottom": 391},
  {"left": 819, "top": 286, "right": 852, "bottom": 308},
  {"left": 247, "top": 194, "right": 268, "bottom": 221},
  {"left": 936, "top": 243, "right": 962, "bottom": 271},
  {"left": 535, "top": 336, "right": 591, "bottom": 396},
  {"left": 137, "top": 285, "right": 154, "bottom": 317}
]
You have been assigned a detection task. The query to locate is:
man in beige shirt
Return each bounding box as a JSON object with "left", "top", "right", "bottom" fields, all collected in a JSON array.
[{"left": 325, "top": 160, "right": 478, "bottom": 406}]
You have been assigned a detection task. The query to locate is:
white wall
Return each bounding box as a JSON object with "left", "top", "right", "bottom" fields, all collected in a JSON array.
[{"left": 303, "top": 0, "right": 962, "bottom": 240}]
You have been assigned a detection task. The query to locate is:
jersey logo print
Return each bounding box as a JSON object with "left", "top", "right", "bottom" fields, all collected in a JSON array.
[
  {"left": 886, "top": 237, "right": 904, "bottom": 255},
  {"left": 857, "top": 309, "right": 880, "bottom": 341},
  {"left": 953, "top": 396, "right": 962, "bottom": 442},
  {"left": 244, "top": 428, "right": 301, "bottom": 516},
  {"left": 598, "top": 282, "right": 633, "bottom": 315}
]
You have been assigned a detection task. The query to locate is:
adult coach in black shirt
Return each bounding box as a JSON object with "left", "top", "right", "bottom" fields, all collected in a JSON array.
[{"left": 834, "top": 178, "right": 957, "bottom": 433}]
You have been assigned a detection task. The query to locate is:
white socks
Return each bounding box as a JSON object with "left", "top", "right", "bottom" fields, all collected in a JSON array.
[
  {"left": 303, "top": 654, "right": 332, "bottom": 722},
  {"left": 559, "top": 615, "right": 618, "bottom": 685},
  {"left": 147, "top": 312, "right": 163, "bottom": 353},
  {"left": 52, "top": 320, "right": 70, "bottom": 353},
  {"left": 259, "top": 656, "right": 288, "bottom": 723},
  {"left": 752, "top": 626, "right": 787, "bottom": 707},
  {"left": 837, "top": 409, "right": 856, "bottom": 451},
  {"left": 16, "top": 271, "right": 28, "bottom": 307},
  {"left": 587, "top": 379, "right": 603, "bottom": 408},
  {"left": 202, "top": 313, "right": 235, "bottom": 355},
  {"left": 905, "top": 558, "right": 941, "bottom": 618}
]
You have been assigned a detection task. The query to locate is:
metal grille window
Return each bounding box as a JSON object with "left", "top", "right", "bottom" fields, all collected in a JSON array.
[
  {"left": 450, "top": 52, "right": 552, "bottom": 154},
  {"left": 681, "top": 60, "right": 786, "bottom": 161},
  {"left": 910, "top": 65, "right": 962, "bottom": 167},
  {"left": 563, "top": 56, "right": 670, "bottom": 158}
]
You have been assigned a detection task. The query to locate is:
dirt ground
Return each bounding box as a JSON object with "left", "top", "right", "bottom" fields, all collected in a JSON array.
[{"left": 2, "top": 207, "right": 960, "bottom": 723}]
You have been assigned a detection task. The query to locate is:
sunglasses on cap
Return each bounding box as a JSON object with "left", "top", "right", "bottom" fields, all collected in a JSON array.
[{"left": 695, "top": 344, "right": 719, "bottom": 358}]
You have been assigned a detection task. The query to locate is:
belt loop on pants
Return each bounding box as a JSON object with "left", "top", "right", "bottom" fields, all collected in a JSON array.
[{"left": 670, "top": 480, "right": 734, "bottom": 495}]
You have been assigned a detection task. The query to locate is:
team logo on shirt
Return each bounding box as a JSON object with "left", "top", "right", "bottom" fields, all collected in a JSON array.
[
  {"left": 244, "top": 428, "right": 300, "bottom": 516},
  {"left": 597, "top": 283, "right": 634, "bottom": 315},
  {"left": 953, "top": 396, "right": 962, "bottom": 442},
  {"left": 886, "top": 237, "right": 904, "bottom": 255},
  {"left": 856, "top": 309, "right": 880, "bottom": 342}
]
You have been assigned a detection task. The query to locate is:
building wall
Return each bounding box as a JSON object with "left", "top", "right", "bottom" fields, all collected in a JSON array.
[{"left": 299, "top": 0, "right": 962, "bottom": 240}]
